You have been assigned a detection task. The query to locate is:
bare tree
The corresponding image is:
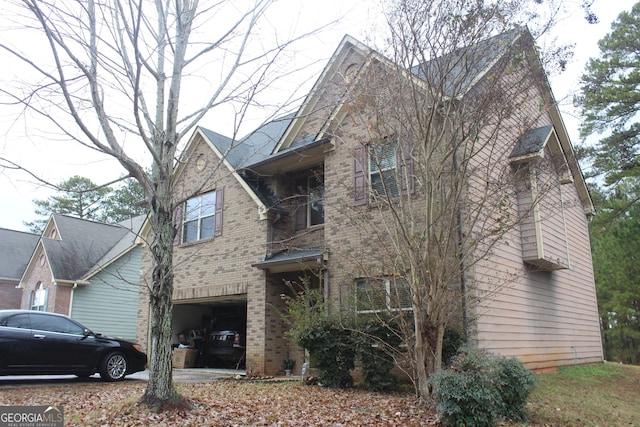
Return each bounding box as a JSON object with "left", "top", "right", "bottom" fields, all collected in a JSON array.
[
  {"left": 328, "top": 0, "right": 579, "bottom": 401},
  {"left": 0, "top": 0, "right": 325, "bottom": 407}
]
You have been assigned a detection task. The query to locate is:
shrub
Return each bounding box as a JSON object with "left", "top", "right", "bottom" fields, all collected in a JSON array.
[
  {"left": 355, "top": 321, "right": 402, "bottom": 391},
  {"left": 494, "top": 356, "right": 536, "bottom": 421},
  {"left": 429, "top": 348, "right": 536, "bottom": 427},
  {"left": 442, "top": 328, "right": 464, "bottom": 367},
  {"left": 298, "top": 321, "right": 356, "bottom": 388}
]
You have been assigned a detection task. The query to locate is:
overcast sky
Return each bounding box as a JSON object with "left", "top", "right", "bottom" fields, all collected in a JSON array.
[{"left": 0, "top": 0, "right": 636, "bottom": 232}]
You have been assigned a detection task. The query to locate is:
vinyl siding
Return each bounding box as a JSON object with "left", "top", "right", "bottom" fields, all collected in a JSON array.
[
  {"left": 71, "top": 245, "right": 141, "bottom": 340},
  {"left": 475, "top": 176, "right": 603, "bottom": 369}
]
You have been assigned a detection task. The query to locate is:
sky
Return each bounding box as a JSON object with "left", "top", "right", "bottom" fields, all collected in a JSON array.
[{"left": 0, "top": 0, "right": 637, "bottom": 232}]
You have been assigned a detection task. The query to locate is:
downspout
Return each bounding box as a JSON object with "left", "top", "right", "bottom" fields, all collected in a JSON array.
[
  {"left": 452, "top": 120, "right": 469, "bottom": 343},
  {"left": 456, "top": 201, "right": 469, "bottom": 342},
  {"left": 323, "top": 265, "right": 330, "bottom": 314},
  {"left": 69, "top": 282, "right": 78, "bottom": 317}
]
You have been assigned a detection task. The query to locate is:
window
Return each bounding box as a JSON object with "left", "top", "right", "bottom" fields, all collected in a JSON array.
[
  {"left": 294, "top": 173, "right": 324, "bottom": 230},
  {"left": 355, "top": 277, "right": 412, "bottom": 312},
  {"left": 1, "top": 313, "right": 31, "bottom": 329},
  {"left": 30, "top": 282, "right": 48, "bottom": 311},
  {"left": 353, "top": 139, "right": 413, "bottom": 206},
  {"left": 181, "top": 189, "right": 224, "bottom": 244},
  {"left": 30, "top": 313, "right": 84, "bottom": 335},
  {"left": 370, "top": 139, "right": 398, "bottom": 197}
]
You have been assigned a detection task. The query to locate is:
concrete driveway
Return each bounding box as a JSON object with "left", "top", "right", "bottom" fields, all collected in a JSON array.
[
  {"left": 0, "top": 368, "right": 244, "bottom": 387},
  {"left": 131, "top": 368, "right": 244, "bottom": 383}
]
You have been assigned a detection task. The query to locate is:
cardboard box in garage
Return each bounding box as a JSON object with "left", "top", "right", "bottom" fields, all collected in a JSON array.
[{"left": 172, "top": 348, "right": 198, "bottom": 368}]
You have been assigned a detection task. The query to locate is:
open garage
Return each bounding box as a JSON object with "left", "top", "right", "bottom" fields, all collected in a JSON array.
[{"left": 172, "top": 295, "right": 247, "bottom": 369}]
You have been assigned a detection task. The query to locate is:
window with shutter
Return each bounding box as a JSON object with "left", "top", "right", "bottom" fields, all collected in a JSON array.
[
  {"left": 181, "top": 188, "right": 224, "bottom": 243},
  {"left": 370, "top": 139, "right": 399, "bottom": 197},
  {"left": 353, "top": 139, "right": 414, "bottom": 206},
  {"left": 31, "top": 282, "right": 47, "bottom": 311}
]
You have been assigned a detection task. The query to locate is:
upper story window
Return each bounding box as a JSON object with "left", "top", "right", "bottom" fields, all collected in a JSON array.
[
  {"left": 370, "top": 139, "right": 399, "bottom": 197},
  {"left": 178, "top": 188, "right": 224, "bottom": 244},
  {"left": 294, "top": 173, "right": 324, "bottom": 230},
  {"left": 355, "top": 277, "right": 412, "bottom": 313},
  {"left": 353, "top": 138, "right": 414, "bottom": 206}
]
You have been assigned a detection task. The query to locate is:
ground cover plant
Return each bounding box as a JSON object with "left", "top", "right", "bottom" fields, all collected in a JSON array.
[{"left": 0, "top": 362, "right": 638, "bottom": 426}]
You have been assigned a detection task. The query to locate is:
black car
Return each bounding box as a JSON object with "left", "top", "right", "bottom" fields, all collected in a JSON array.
[
  {"left": 207, "top": 330, "right": 246, "bottom": 367},
  {"left": 0, "top": 310, "right": 147, "bottom": 381}
]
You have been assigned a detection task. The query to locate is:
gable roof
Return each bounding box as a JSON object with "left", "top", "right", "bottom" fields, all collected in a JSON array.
[
  {"left": 410, "top": 28, "right": 525, "bottom": 98},
  {"left": 43, "top": 214, "right": 130, "bottom": 282},
  {"left": 186, "top": 28, "right": 594, "bottom": 217},
  {"left": 510, "top": 125, "right": 554, "bottom": 159},
  {"left": 83, "top": 214, "right": 146, "bottom": 279},
  {"left": 201, "top": 114, "right": 296, "bottom": 170},
  {"left": 0, "top": 228, "right": 39, "bottom": 281}
]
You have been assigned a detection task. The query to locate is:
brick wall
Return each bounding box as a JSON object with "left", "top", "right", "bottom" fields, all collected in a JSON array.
[
  {"left": 20, "top": 248, "right": 71, "bottom": 314},
  {"left": 0, "top": 280, "right": 22, "bottom": 309}
]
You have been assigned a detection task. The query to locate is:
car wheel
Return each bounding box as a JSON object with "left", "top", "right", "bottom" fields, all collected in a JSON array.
[{"left": 100, "top": 352, "right": 127, "bottom": 381}]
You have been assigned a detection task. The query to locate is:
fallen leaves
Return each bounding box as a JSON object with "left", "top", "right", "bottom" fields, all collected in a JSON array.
[{"left": 0, "top": 380, "right": 438, "bottom": 426}]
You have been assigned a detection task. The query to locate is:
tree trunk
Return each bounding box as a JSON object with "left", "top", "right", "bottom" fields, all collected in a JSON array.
[
  {"left": 414, "top": 309, "right": 445, "bottom": 403},
  {"left": 140, "top": 179, "right": 177, "bottom": 406}
]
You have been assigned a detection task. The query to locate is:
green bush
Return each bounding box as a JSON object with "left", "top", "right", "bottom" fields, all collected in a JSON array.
[
  {"left": 429, "top": 348, "right": 536, "bottom": 427},
  {"left": 298, "top": 321, "right": 356, "bottom": 388},
  {"left": 355, "top": 321, "right": 402, "bottom": 391},
  {"left": 494, "top": 356, "right": 536, "bottom": 422},
  {"left": 442, "top": 328, "right": 464, "bottom": 367}
]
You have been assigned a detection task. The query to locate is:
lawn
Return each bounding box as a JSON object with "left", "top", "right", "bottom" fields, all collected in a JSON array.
[
  {"left": 518, "top": 362, "right": 640, "bottom": 426},
  {"left": 0, "top": 362, "right": 638, "bottom": 426}
]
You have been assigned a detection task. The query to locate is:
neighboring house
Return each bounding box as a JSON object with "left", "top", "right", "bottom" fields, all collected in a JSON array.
[
  {"left": 0, "top": 228, "right": 39, "bottom": 309},
  {"left": 136, "top": 30, "right": 603, "bottom": 375},
  {"left": 17, "top": 214, "right": 145, "bottom": 340}
]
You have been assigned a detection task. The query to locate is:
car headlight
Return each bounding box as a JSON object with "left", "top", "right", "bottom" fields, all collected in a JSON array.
[{"left": 133, "top": 344, "right": 145, "bottom": 353}]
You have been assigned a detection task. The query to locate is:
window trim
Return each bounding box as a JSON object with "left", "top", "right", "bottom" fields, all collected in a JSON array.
[
  {"left": 30, "top": 282, "right": 48, "bottom": 312},
  {"left": 294, "top": 172, "right": 324, "bottom": 230},
  {"left": 178, "top": 188, "right": 224, "bottom": 245},
  {"left": 353, "top": 138, "right": 414, "bottom": 206},
  {"left": 369, "top": 139, "right": 399, "bottom": 197},
  {"left": 355, "top": 277, "right": 412, "bottom": 313}
]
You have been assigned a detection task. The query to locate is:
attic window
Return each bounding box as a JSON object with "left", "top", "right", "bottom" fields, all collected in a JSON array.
[{"left": 344, "top": 63, "right": 358, "bottom": 82}]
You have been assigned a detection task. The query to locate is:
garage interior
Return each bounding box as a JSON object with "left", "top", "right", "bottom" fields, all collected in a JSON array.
[{"left": 172, "top": 295, "right": 247, "bottom": 369}]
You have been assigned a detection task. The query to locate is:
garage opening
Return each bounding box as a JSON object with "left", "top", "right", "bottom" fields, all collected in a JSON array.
[{"left": 172, "top": 295, "right": 247, "bottom": 369}]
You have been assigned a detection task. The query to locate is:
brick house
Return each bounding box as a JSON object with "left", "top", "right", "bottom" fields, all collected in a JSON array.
[
  {"left": 136, "top": 30, "right": 603, "bottom": 375},
  {"left": 16, "top": 214, "right": 144, "bottom": 340}
]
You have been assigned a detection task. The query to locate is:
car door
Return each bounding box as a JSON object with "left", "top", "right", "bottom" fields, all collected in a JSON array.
[
  {"left": 0, "top": 312, "right": 34, "bottom": 373},
  {"left": 28, "top": 313, "right": 102, "bottom": 373}
]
